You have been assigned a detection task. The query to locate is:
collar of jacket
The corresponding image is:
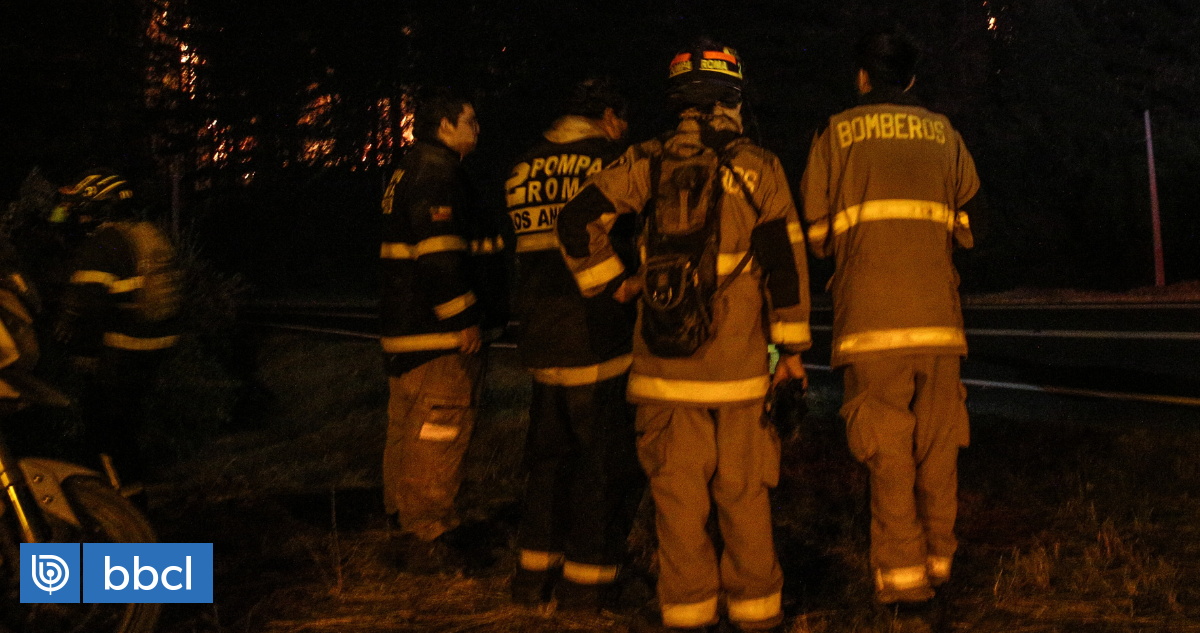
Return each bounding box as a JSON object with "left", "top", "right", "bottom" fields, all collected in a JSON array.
[
  {"left": 858, "top": 86, "right": 923, "bottom": 107},
  {"left": 543, "top": 116, "right": 610, "bottom": 144},
  {"left": 412, "top": 139, "right": 462, "bottom": 162}
]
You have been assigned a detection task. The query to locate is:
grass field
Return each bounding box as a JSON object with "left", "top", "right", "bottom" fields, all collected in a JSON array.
[{"left": 148, "top": 332, "right": 1200, "bottom": 632}]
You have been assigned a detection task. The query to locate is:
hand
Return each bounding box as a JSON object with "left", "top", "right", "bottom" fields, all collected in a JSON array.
[
  {"left": 612, "top": 277, "right": 643, "bottom": 303},
  {"left": 458, "top": 325, "right": 482, "bottom": 355},
  {"left": 772, "top": 353, "right": 808, "bottom": 391},
  {"left": 53, "top": 311, "right": 79, "bottom": 345}
]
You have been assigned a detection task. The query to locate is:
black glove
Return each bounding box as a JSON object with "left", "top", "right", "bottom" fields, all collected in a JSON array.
[
  {"left": 764, "top": 380, "right": 808, "bottom": 439},
  {"left": 53, "top": 309, "right": 79, "bottom": 345}
]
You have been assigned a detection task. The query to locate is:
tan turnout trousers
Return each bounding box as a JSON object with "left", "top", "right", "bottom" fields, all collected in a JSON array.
[
  {"left": 384, "top": 353, "right": 483, "bottom": 541},
  {"left": 636, "top": 402, "right": 784, "bottom": 629},
  {"left": 840, "top": 354, "right": 969, "bottom": 602}
]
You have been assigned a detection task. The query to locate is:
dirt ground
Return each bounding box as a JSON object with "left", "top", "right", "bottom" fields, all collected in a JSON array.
[{"left": 145, "top": 332, "right": 1200, "bottom": 633}]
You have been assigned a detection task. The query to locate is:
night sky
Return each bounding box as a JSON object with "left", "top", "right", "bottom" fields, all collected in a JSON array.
[{"left": 3, "top": 0, "right": 1199, "bottom": 294}]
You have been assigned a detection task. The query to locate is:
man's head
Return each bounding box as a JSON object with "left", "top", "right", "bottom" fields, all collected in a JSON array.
[
  {"left": 666, "top": 39, "right": 744, "bottom": 114},
  {"left": 50, "top": 168, "right": 135, "bottom": 230},
  {"left": 562, "top": 77, "right": 629, "bottom": 141},
  {"left": 855, "top": 27, "right": 921, "bottom": 94},
  {"left": 413, "top": 91, "right": 479, "bottom": 158}
]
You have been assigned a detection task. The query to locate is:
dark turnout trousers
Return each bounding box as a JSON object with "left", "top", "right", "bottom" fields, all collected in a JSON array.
[
  {"left": 516, "top": 373, "right": 643, "bottom": 587},
  {"left": 384, "top": 353, "right": 483, "bottom": 542},
  {"left": 840, "top": 354, "right": 969, "bottom": 602},
  {"left": 636, "top": 402, "right": 784, "bottom": 629}
]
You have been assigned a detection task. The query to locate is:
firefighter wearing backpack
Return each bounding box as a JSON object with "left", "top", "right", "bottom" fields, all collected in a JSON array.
[
  {"left": 505, "top": 78, "right": 645, "bottom": 612},
  {"left": 52, "top": 168, "right": 182, "bottom": 493},
  {"left": 799, "top": 28, "right": 980, "bottom": 612},
  {"left": 558, "top": 42, "right": 811, "bottom": 632}
]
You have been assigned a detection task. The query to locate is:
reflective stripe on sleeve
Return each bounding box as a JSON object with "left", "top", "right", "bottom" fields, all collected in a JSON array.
[
  {"left": 519, "top": 550, "right": 565, "bottom": 572},
  {"left": 787, "top": 221, "right": 805, "bottom": 245},
  {"left": 529, "top": 355, "right": 632, "bottom": 387},
  {"left": 627, "top": 374, "right": 770, "bottom": 403},
  {"left": 71, "top": 270, "right": 144, "bottom": 294},
  {"left": 381, "top": 332, "right": 461, "bottom": 353},
  {"left": 770, "top": 321, "right": 812, "bottom": 346},
  {"left": 661, "top": 596, "right": 719, "bottom": 629},
  {"left": 515, "top": 232, "right": 559, "bottom": 253},
  {"left": 433, "top": 292, "right": 477, "bottom": 320},
  {"left": 727, "top": 591, "right": 782, "bottom": 624},
  {"left": 574, "top": 256, "right": 623, "bottom": 292},
  {"left": 562, "top": 561, "right": 620, "bottom": 585},
  {"left": 927, "top": 555, "right": 952, "bottom": 580},
  {"left": 830, "top": 199, "right": 954, "bottom": 236},
  {"left": 418, "top": 423, "right": 459, "bottom": 441},
  {"left": 103, "top": 333, "right": 179, "bottom": 351},
  {"left": 875, "top": 565, "right": 930, "bottom": 592},
  {"left": 836, "top": 326, "right": 966, "bottom": 355},
  {"left": 807, "top": 221, "right": 829, "bottom": 244},
  {"left": 470, "top": 236, "right": 505, "bottom": 255},
  {"left": 956, "top": 211, "right": 970, "bottom": 229},
  {"left": 717, "top": 252, "right": 752, "bottom": 276},
  {"left": 381, "top": 242, "right": 416, "bottom": 259}
]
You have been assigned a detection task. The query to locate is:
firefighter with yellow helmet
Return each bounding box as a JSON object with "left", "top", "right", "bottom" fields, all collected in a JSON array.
[
  {"left": 557, "top": 41, "right": 811, "bottom": 632},
  {"left": 52, "top": 168, "right": 182, "bottom": 495}
]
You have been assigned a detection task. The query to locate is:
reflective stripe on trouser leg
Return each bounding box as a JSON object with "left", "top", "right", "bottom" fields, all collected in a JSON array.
[
  {"left": 927, "top": 555, "right": 952, "bottom": 585},
  {"left": 875, "top": 565, "right": 930, "bottom": 593},
  {"left": 728, "top": 591, "right": 783, "bottom": 626},
  {"left": 519, "top": 550, "right": 564, "bottom": 572},
  {"left": 383, "top": 353, "right": 480, "bottom": 541},
  {"left": 562, "top": 561, "right": 620, "bottom": 585},
  {"left": 636, "top": 404, "right": 781, "bottom": 627}
]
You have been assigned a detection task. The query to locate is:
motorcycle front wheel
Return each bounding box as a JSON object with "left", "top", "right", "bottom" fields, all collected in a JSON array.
[{"left": 15, "top": 477, "right": 162, "bottom": 633}]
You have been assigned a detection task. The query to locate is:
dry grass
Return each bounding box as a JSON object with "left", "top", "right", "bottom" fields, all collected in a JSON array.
[{"left": 148, "top": 333, "right": 1200, "bottom": 632}]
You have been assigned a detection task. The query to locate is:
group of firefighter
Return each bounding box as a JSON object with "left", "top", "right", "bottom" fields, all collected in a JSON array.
[{"left": 381, "top": 25, "right": 981, "bottom": 633}]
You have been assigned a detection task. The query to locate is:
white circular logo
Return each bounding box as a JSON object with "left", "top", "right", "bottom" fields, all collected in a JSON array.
[{"left": 31, "top": 554, "right": 70, "bottom": 594}]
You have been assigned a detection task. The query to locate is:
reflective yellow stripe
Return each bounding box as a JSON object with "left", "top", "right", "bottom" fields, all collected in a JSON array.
[
  {"left": 807, "top": 221, "right": 829, "bottom": 243},
  {"left": 831, "top": 199, "right": 954, "bottom": 236},
  {"left": 836, "top": 326, "right": 966, "bottom": 355},
  {"left": 433, "top": 292, "right": 476, "bottom": 320},
  {"left": 519, "top": 550, "right": 564, "bottom": 572},
  {"left": 770, "top": 321, "right": 812, "bottom": 346},
  {"left": 717, "top": 252, "right": 751, "bottom": 275},
  {"left": 381, "top": 332, "right": 461, "bottom": 353},
  {"left": 516, "top": 232, "right": 559, "bottom": 253},
  {"left": 470, "top": 236, "right": 505, "bottom": 255},
  {"left": 875, "top": 565, "right": 929, "bottom": 592},
  {"left": 661, "top": 596, "right": 719, "bottom": 628},
  {"left": 727, "top": 591, "right": 782, "bottom": 624},
  {"left": 103, "top": 333, "right": 178, "bottom": 350},
  {"left": 956, "top": 211, "right": 970, "bottom": 229},
  {"left": 787, "top": 221, "right": 805, "bottom": 245},
  {"left": 381, "top": 236, "right": 469, "bottom": 260},
  {"left": 927, "top": 555, "right": 952, "bottom": 579},
  {"left": 574, "top": 256, "right": 623, "bottom": 291},
  {"left": 380, "top": 242, "right": 416, "bottom": 259},
  {"left": 627, "top": 374, "right": 770, "bottom": 403},
  {"left": 562, "top": 561, "right": 619, "bottom": 585},
  {"left": 417, "top": 423, "right": 459, "bottom": 441},
  {"left": 530, "top": 355, "right": 632, "bottom": 387},
  {"left": 70, "top": 270, "right": 118, "bottom": 286},
  {"left": 108, "top": 276, "right": 144, "bottom": 293},
  {"left": 417, "top": 235, "right": 468, "bottom": 256}
]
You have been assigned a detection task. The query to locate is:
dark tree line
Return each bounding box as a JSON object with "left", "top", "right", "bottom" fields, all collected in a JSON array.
[{"left": 2, "top": 0, "right": 1198, "bottom": 294}]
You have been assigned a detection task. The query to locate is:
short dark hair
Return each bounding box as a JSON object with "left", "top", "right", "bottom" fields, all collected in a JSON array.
[
  {"left": 855, "top": 27, "right": 921, "bottom": 88},
  {"left": 562, "top": 77, "right": 627, "bottom": 120},
  {"left": 413, "top": 89, "right": 473, "bottom": 142}
]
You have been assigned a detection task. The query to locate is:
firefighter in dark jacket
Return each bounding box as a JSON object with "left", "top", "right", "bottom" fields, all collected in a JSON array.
[
  {"left": 800, "top": 28, "right": 981, "bottom": 610},
  {"left": 53, "top": 169, "right": 182, "bottom": 493},
  {"left": 380, "top": 92, "right": 505, "bottom": 564},
  {"left": 558, "top": 43, "right": 810, "bottom": 632},
  {"left": 505, "top": 78, "right": 644, "bottom": 611}
]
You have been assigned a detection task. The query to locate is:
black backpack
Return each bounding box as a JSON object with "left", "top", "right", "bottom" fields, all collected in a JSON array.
[{"left": 640, "top": 144, "right": 756, "bottom": 358}]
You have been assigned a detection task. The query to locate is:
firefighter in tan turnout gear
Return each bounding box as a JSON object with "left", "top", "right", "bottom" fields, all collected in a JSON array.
[
  {"left": 53, "top": 168, "right": 182, "bottom": 495},
  {"left": 799, "top": 28, "right": 981, "bottom": 611},
  {"left": 558, "top": 42, "right": 810, "bottom": 632},
  {"left": 506, "top": 78, "right": 645, "bottom": 612},
  {"left": 379, "top": 91, "right": 505, "bottom": 570}
]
